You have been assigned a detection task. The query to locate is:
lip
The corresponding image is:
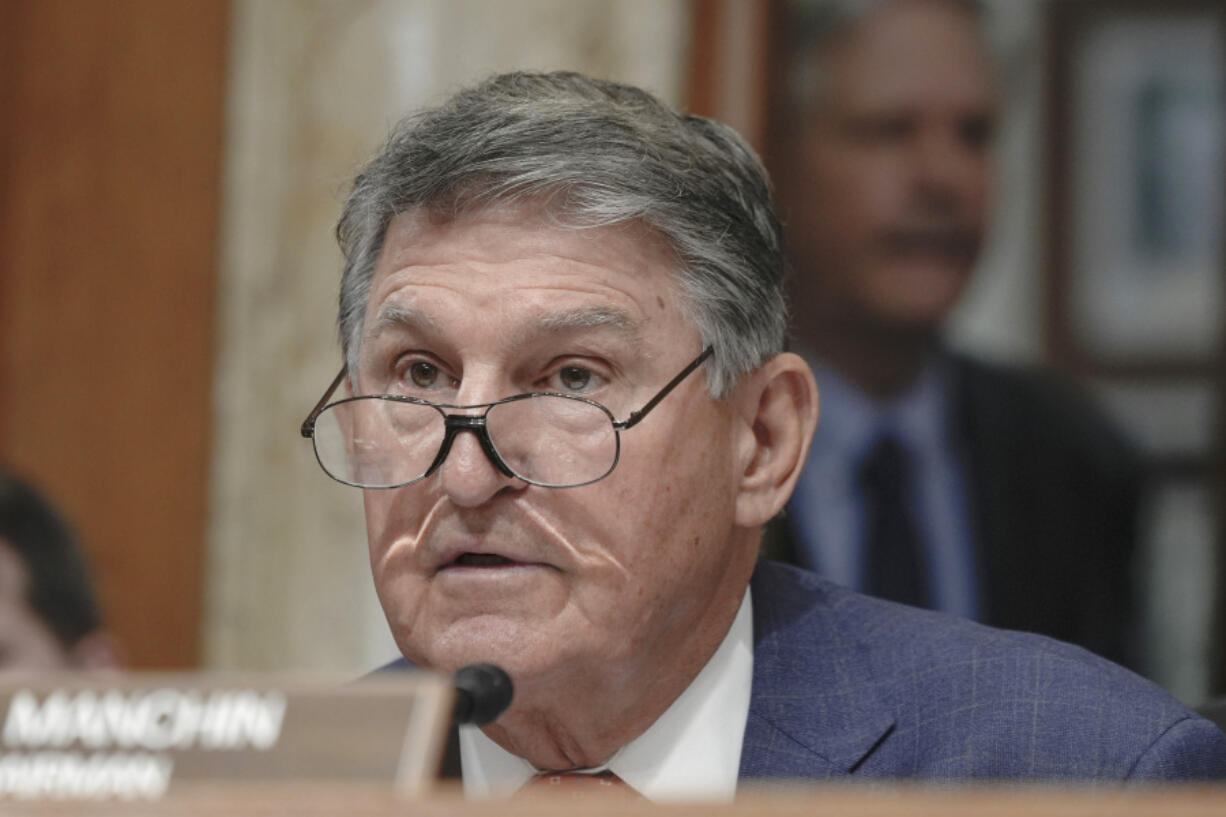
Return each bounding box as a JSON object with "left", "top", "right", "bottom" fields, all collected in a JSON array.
[
  {"left": 880, "top": 228, "right": 979, "bottom": 259},
  {"left": 432, "top": 544, "right": 551, "bottom": 575}
]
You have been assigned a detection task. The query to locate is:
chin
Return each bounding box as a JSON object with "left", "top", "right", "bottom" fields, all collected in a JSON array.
[
  {"left": 403, "top": 614, "right": 568, "bottom": 681},
  {"left": 869, "top": 269, "right": 970, "bottom": 328},
  {"left": 886, "top": 301, "right": 960, "bottom": 333}
]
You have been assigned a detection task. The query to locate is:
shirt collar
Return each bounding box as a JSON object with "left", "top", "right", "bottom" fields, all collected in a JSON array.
[
  {"left": 809, "top": 355, "right": 952, "bottom": 458},
  {"left": 459, "top": 588, "right": 754, "bottom": 801}
]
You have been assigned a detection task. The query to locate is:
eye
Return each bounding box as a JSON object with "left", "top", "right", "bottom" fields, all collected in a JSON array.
[
  {"left": 558, "top": 366, "right": 592, "bottom": 392},
  {"left": 848, "top": 114, "right": 914, "bottom": 146},
  {"left": 539, "top": 360, "right": 608, "bottom": 395},
  {"left": 390, "top": 353, "right": 457, "bottom": 395},
  {"left": 959, "top": 114, "right": 996, "bottom": 152},
  {"left": 408, "top": 361, "right": 440, "bottom": 388}
]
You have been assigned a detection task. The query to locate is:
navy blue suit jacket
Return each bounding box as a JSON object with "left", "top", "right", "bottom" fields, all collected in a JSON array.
[
  {"left": 743, "top": 560, "right": 1226, "bottom": 780},
  {"left": 398, "top": 560, "right": 1226, "bottom": 782}
]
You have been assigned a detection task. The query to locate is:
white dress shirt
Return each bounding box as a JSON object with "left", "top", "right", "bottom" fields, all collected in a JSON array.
[{"left": 459, "top": 588, "right": 754, "bottom": 801}]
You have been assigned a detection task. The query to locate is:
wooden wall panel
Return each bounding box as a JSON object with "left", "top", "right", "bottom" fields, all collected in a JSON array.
[
  {"left": 0, "top": 0, "right": 228, "bottom": 667},
  {"left": 686, "top": 0, "right": 778, "bottom": 157}
]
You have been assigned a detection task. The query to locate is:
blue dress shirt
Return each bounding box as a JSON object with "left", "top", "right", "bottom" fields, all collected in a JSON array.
[{"left": 787, "top": 357, "right": 979, "bottom": 619}]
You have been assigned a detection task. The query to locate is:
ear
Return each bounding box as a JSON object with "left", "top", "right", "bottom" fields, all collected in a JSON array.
[{"left": 730, "top": 352, "right": 819, "bottom": 528}]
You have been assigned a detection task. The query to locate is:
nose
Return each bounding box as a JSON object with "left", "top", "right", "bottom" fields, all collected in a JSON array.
[
  {"left": 913, "top": 129, "right": 988, "bottom": 211},
  {"left": 435, "top": 422, "right": 524, "bottom": 507}
]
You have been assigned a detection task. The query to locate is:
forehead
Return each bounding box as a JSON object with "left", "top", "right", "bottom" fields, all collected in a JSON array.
[
  {"left": 367, "top": 206, "right": 691, "bottom": 342},
  {"left": 821, "top": 1, "right": 997, "bottom": 111}
]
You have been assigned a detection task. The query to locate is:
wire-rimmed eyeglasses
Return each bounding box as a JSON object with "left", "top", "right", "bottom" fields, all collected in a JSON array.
[{"left": 300, "top": 347, "right": 713, "bottom": 489}]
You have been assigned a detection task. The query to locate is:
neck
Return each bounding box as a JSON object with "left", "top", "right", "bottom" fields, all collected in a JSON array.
[
  {"left": 479, "top": 577, "right": 748, "bottom": 771},
  {"left": 802, "top": 318, "right": 940, "bottom": 400},
  {"left": 482, "top": 667, "right": 693, "bottom": 771}
]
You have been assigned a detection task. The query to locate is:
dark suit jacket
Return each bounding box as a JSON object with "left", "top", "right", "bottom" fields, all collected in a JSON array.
[
  {"left": 769, "top": 353, "right": 1142, "bottom": 668},
  {"left": 741, "top": 560, "right": 1224, "bottom": 780},
  {"left": 422, "top": 560, "right": 1223, "bottom": 783}
]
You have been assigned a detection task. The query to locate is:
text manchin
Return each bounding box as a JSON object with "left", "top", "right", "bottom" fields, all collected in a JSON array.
[{"left": 2, "top": 689, "right": 287, "bottom": 751}]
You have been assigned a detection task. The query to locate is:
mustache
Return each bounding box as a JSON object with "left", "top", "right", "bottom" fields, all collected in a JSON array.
[{"left": 877, "top": 225, "right": 981, "bottom": 258}]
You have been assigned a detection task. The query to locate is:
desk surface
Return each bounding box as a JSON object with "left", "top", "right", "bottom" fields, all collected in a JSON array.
[{"left": 3, "top": 783, "right": 1226, "bottom": 816}]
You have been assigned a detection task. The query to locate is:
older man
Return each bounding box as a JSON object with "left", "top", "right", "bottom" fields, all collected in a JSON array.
[{"left": 301, "top": 71, "right": 1225, "bottom": 797}]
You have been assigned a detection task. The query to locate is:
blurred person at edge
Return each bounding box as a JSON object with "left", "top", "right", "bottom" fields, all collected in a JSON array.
[
  {"left": 770, "top": 0, "right": 1142, "bottom": 668},
  {"left": 297, "top": 70, "right": 1224, "bottom": 798},
  {"left": 0, "top": 468, "right": 117, "bottom": 671}
]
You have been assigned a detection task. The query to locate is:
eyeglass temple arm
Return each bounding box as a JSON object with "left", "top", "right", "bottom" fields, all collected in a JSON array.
[
  {"left": 300, "top": 366, "right": 349, "bottom": 438},
  {"left": 614, "top": 346, "right": 714, "bottom": 431}
]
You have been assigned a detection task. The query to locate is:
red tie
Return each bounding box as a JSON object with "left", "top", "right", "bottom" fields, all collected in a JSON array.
[{"left": 519, "top": 769, "right": 639, "bottom": 798}]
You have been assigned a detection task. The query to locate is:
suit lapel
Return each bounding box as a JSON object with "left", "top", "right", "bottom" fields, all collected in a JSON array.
[
  {"left": 950, "top": 355, "right": 1037, "bottom": 630},
  {"left": 740, "top": 562, "right": 895, "bottom": 779}
]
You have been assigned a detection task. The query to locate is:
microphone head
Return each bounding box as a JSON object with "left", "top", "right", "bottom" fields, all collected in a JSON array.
[{"left": 452, "top": 663, "right": 513, "bottom": 726}]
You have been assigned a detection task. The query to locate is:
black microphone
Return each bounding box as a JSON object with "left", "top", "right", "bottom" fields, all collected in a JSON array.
[{"left": 452, "top": 663, "right": 513, "bottom": 726}]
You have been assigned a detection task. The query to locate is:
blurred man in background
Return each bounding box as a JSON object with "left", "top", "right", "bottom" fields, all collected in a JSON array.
[
  {"left": 0, "top": 468, "right": 116, "bottom": 671},
  {"left": 772, "top": 0, "right": 1142, "bottom": 667}
]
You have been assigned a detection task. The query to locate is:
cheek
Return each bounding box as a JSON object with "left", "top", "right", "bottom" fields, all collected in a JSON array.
[
  {"left": 843, "top": 161, "right": 908, "bottom": 230},
  {"left": 362, "top": 490, "right": 393, "bottom": 560},
  {"left": 973, "top": 167, "right": 995, "bottom": 223},
  {"left": 361, "top": 489, "right": 436, "bottom": 661},
  {"left": 807, "top": 152, "right": 899, "bottom": 244},
  {"left": 362, "top": 487, "right": 431, "bottom": 591},
  {"left": 598, "top": 418, "right": 737, "bottom": 581}
]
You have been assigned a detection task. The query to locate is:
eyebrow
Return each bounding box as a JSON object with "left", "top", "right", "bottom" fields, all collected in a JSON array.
[
  {"left": 366, "top": 303, "right": 642, "bottom": 347},
  {"left": 365, "top": 304, "right": 439, "bottom": 345},
  {"left": 523, "top": 307, "right": 640, "bottom": 343},
  {"left": 360, "top": 305, "right": 448, "bottom": 350}
]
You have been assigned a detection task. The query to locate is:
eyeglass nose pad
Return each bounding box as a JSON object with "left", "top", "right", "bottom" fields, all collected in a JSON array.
[{"left": 423, "top": 415, "right": 517, "bottom": 480}]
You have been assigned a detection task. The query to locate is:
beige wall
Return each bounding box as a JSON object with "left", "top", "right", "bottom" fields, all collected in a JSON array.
[{"left": 207, "top": 0, "right": 690, "bottom": 672}]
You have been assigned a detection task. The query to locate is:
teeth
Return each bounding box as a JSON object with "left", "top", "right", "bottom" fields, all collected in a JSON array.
[{"left": 455, "top": 553, "right": 513, "bottom": 567}]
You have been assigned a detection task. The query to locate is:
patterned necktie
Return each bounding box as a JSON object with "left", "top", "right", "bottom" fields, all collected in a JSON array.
[
  {"left": 858, "top": 433, "right": 931, "bottom": 608},
  {"left": 519, "top": 769, "right": 638, "bottom": 798}
]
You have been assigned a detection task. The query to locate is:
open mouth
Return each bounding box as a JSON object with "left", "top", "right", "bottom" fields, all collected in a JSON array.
[
  {"left": 434, "top": 547, "right": 550, "bottom": 575},
  {"left": 451, "top": 553, "right": 516, "bottom": 567}
]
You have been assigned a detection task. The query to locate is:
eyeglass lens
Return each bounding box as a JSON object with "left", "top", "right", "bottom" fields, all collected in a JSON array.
[{"left": 311, "top": 395, "right": 619, "bottom": 489}]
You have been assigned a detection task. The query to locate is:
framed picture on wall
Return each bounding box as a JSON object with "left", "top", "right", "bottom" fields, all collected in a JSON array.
[{"left": 1045, "top": 0, "right": 1225, "bottom": 377}]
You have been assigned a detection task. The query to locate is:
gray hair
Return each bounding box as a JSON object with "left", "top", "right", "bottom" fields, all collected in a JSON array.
[
  {"left": 335, "top": 71, "right": 786, "bottom": 397},
  {"left": 785, "top": 0, "right": 987, "bottom": 114}
]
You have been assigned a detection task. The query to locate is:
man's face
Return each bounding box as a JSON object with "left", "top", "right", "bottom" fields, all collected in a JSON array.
[
  {"left": 786, "top": 0, "right": 999, "bottom": 334},
  {"left": 356, "top": 207, "right": 755, "bottom": 706},
  {"left": 0, "top": 541, "right": 71, "bottom": 672}
]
